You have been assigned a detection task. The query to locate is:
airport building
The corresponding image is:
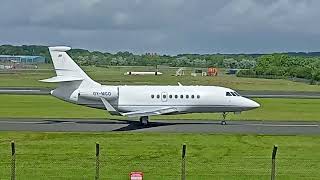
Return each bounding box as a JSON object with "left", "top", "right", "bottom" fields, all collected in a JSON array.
[{"left": 0, "top": 55, "right": 45, "bottom": 64}]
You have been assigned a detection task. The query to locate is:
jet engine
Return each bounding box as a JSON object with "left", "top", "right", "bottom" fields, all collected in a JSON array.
[{"left": 78, "top": 87, "right": 119, "bottom": 101}]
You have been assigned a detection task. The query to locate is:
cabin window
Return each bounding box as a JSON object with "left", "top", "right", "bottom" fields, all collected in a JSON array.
[
  {"left": 186, "top": 95, "right": 189, "bottom": 99},
  {"left": 231, "top": 92, "right": 237, "bottom": 96},
  {"left": 157, "top": 95, "right": 160, "bottom": 99},
  {"left": 191, "top": 95, "right": 195, "bottom": 99},
  {"left": 175, "top": 95, "right": 178, "bottom": 98},
  {"left": 163, "top": 94, "right": 167, "bottom": 99},
  {"left": 169, "top": 95, "right": 173, "bottom": 98},
  {"left": 151, "top": 94, "right": 154, "bottom": 98},
  {"left": 180, "top": 95, "right": 183, "bottom": 99},
  {"left": 197, "top": 95, "right": 200, "bottom": 99},
  {"left": 226, "top": 92, "right": 232, "bottom": 96}
]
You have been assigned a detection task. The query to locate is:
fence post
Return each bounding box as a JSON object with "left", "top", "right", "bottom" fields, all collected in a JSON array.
[
  {"left": 181, "top": 144, "right": 186, "bottom": 180},
  {"left": 11, "top": 141, "right": 16, "bottom": 180},
  {"left": 271, "top": 145, "right": 278, "bottom": 180},
  {"left": 95, "top": 143, "right": 100, "bottom": 180}
]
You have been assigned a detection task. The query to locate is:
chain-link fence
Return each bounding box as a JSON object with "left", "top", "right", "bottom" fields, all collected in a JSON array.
[{"left": 1, "top": 142, "right": 319, "bottom": 179}]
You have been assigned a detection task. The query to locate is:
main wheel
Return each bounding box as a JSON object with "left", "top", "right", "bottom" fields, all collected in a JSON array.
[
  {"left": 139, "top": 116, "right": 149, "bottom": 126},
  {"left": 221, "top": 120, "right": 227, "bottom": 125}
]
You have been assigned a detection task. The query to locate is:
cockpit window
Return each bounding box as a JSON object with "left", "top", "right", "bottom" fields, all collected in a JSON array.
[
  {"left": 226, "top": 91, "right": 241, "bottom": 96},
  {"left": 230, "top": 92, "right": 237, "bottom": 96},
  {"left": 234, "top": 92, "right": 241, "bottom": 96}
]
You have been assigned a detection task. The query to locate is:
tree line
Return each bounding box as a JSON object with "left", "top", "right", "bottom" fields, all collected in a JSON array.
[
  {"left": 237, "top": 54, "right": 320, "bottom": 83},
  {"left": 0, "top": 45, "right": 320, "bottom": 82},
  {"left": 0, "top": 45, "right": 258, "bottom": 68}
]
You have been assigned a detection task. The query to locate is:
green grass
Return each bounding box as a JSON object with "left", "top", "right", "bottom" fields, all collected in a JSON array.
[
  {"left": 1, "top": 65, "right": 320, "bottom": 91},
  {"left": 0, "top": 70, "right": 55, "bottom": 87},
  {"left": 0, "top": 132, "right": 319, "bottom": 179},
  {"left": 0, "top": 95, "right": 106, "bottom": 119},
  {"left": 0, "top": 94, "right": 320, "bottom": 121}
]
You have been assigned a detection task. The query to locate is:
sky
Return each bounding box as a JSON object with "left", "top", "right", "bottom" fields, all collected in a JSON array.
[{"left": 0, "top": 0, "right": 319, "bottom": 54}]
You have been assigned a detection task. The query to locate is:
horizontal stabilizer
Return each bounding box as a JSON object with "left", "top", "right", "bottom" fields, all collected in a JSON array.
[
  {"left": 122, "top": 107, "right": 177, "bottom": 117},
  {"left": 39, "top": 76, "right": 84, "bottom": 83},
  {"left": 49, "top": 46, "right": 71, "bottom": 52}
]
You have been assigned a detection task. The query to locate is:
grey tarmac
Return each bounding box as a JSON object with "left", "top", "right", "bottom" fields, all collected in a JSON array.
[
  {"left": 0, "top": 87, "right": 51, "bottom": 95},
  {"left": 0, "top": 119, "right": 319, "bottom": 135}
]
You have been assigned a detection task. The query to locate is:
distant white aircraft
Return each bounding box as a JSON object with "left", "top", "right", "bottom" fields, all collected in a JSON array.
[
  {"left": 41, "top": 46, "right": 260, "bottom": 125},
  {"left": 125, "top": 71, "right": 163, "bottom": 75}
]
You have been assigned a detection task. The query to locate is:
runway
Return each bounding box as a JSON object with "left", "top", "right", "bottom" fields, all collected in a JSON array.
[
  {"left": 0, "top": 87, "right": 50, "bottom": 95},
  {"left": 0, "top": 119, "right": 318, "bottom": 135}
]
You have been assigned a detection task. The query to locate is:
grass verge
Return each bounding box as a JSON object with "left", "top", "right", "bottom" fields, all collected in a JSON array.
[{"left": 0, "top": 132, "right": 319, "bottom": 179}]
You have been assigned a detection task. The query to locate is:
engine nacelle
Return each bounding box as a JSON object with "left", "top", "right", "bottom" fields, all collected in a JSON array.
[{"left": 78, "top": 87, "right": 118, "bottom": 101}]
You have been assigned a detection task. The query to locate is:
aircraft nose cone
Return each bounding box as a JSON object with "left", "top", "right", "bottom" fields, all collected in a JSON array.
[
  {"left": 251, "top": 101, "right": 260, "bottom": 108},
  {"left": 248, "top": 99, "right": 260, "bottom": 109},
  {"left": 240, "top": 98, "right": 260, "bottom": 110}
]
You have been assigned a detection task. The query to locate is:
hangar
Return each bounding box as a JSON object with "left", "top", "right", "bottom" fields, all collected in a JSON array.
[{"left": 0, "top": 55, "right": 45, "bottom": 64}]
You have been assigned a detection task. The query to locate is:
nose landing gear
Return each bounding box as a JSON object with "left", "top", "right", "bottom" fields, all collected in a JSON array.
[{"left": 221, "top": 112, "right": 228, "bottom": 125}]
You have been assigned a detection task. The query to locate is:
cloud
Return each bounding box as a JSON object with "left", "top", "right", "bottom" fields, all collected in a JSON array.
[
  {"left": 0, "top": 0, "right": 320, "bottom": 54},
  {"left": 210, "top": 0, "right": 320, "bottom": 34},
  {"left": 113, "top": 12, "right": 129, "bottom": 26}
]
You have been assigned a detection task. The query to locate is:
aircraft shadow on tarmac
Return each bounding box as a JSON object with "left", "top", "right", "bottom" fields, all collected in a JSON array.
[
  {"left": 41, "top": 119, "right": 222, "bottom": 131},
  {"left": 112, "top": 120, "right": 221, "bottom": 131},
  {"left": 41, "top": 119, "right": 129, "bottom": 125}
]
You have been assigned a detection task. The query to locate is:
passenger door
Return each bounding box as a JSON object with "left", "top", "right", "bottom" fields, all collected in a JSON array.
[{"left": 161, "top": 92, "right": 168, "bottom": 102}]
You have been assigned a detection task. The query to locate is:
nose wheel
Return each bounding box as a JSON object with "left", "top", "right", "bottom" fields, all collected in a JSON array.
[
  {"left": 221, "top": 112, "right": 228, "bottom": 125},
  {"left": 139, "top": 116, "right": 149, "bottom": 126}
]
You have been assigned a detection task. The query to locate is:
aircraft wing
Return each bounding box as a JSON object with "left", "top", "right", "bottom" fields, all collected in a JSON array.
[
  {"left": 121, "top": 107, "right": 178, "bottom": 117},
  {"left": 100, "top": 97, "right": 177, "bottom": 117}
]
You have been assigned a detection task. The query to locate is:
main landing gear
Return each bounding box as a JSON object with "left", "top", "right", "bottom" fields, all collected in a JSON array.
[
  {"left": 139, "top": 116, "right": 149, "bottom": 126},
  {"left": 221, "top": 112, "right": 228, "bottom": 125}
]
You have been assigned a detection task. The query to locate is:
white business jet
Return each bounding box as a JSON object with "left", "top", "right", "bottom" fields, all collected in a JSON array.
[{"left": 41, "top": 46, "right": 260, "bottom": 125}]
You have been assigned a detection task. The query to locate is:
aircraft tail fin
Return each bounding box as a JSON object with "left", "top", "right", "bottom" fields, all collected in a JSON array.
[{"left": 40, "top": 46, "right": 100, "bottom": 87}]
